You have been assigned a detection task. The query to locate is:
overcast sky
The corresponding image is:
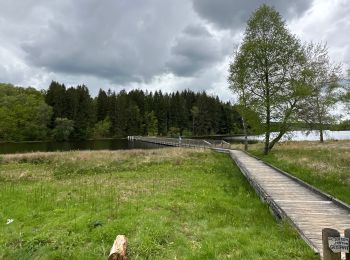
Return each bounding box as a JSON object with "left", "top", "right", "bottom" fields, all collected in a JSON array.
[{"left": 0, "top": 0, "right": 349, "bottom": 101}]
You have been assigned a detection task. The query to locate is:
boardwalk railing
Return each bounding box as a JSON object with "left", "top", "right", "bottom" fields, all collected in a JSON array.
[{"left": 129, "top": 136, "right": 231, "bottom": 149}]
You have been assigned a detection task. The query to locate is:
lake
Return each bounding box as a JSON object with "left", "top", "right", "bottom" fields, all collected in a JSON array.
[
  {"left": 228, "top": 130, "right": 350, "bottom": 142},
  {"left": 2, "top": 130, "right": 349, "bottom": 154},
  {"left": 0, "top": 139, "right": 163, "bottom": 154}
]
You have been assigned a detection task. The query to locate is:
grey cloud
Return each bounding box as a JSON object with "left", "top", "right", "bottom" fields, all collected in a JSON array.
[
  {"left": 191, "top": 0, "right": 312, "bottom": 30},
  {"left": 1, "top": 0, "right": 349, "bottom": 103},
  {"left": 183, "top": 24, "right": 211, "bottom": 37},
  {"left": 4, "top": 0, "right": 194, "bottom": 84},
  {"left": 167, "top": 25, "right": 227, "bottom": 76}
]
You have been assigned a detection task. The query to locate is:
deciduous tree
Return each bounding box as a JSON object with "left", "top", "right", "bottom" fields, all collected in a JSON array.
[
  {"left": 229, "top": 4, "right": 310, "bottom": 154},
  {"left": 299, "top": 43, "right": 342, "bottom": 142}
]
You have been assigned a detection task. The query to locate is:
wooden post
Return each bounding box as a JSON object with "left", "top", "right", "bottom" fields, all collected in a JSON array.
[
  {"left": 345, "top": 229, "right": 350, "bottom": 260},
  {"left": 322, "top": 228, "right": 341, "bottom": 260},
  {"left": 108, "top": 235, "right": 128, "bottom": 260}
]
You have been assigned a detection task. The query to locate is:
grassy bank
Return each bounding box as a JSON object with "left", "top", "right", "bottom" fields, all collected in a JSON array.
[
  {"left": 0, "top": 149, "right": 316, "bottom": 259},
  {"left": 248, "top": 141, "right": 350, "bottom": 205}
]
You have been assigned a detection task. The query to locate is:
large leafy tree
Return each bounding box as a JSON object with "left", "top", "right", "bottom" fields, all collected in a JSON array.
[
  {"left": 229, "top": 4, "right": 310, "bottom": 154},
  {"left": 0, "top": 84, "right": 52, "bottom": 141},
  {"left": 299, "top": 43, "right": 342, "bottom": 142}
]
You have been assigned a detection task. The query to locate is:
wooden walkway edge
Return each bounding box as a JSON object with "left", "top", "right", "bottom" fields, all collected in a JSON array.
[
  {"left": 230, "top": 150, "right": 350, "bottom": 258},
  {"left": 130, "top": 137, "right": 350, "bottom": 258}
]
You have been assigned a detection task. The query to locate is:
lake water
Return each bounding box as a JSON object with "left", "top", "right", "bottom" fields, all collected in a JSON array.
[
  {"left": 2, "top": 130, "right": 349, "bottom": 154},
  {"left": 0, "top": 139, "right": 163, "bottom": 154},
  {"left": 228, "top": 130, "right": 350, "bottom": 142}
]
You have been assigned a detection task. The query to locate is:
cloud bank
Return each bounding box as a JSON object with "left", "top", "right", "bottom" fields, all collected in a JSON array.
[{"left": 0, "top": 0, "right": 348, "bottom": 100}]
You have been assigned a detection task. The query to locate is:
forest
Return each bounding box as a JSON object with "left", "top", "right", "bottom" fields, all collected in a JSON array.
[{"left": 0, "top": 82, "right": 242, "bottom": 142}]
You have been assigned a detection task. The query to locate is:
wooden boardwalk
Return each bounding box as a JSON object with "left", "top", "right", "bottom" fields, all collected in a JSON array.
[
  {"left": 131, "top": 136, "right": 350, "bottom": 258},
  {"left": 230, "top": 150, "right": 350, "bottom": 258}
]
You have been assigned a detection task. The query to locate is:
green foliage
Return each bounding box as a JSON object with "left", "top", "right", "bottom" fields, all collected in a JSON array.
[
  {"left": 0, "top": 83, "right": 52, "bottom": 141},
  {"left": 168, "top": 127, "right": 180, "bottom": 137},
  {"left": 146, "top": 111, "right": 158, "bottom": 136},
  {"left": 0, "top": 150, "right": 316, "bottom": 259},
  {"left": 52, "top": 118, "right": 74, "bottom": 141},
  {"left": 92, "top": 117, "right": 111, "bottom": 139},
  {"left": 45, "top": 81, "right": 67, "bottom": 120},
  {"left": 190, "top": 105, "right": 199, "bottom": 135},
  {"left": 332, "top": 120, "right": 350, "bottom": 130},
  {"left": 0, "top": 81, "right": 243, "bottom": 142},
  {"left": 45, "top": 82, "right": 95, "bottom": 140},
  {"left": 299, "top": 43, "right": 343, "bottom": 142},
  {"left": 72, "top": 85, "right": 95, "bottom": 139},
  {"left": 96, "top": 89, "right": 109, "bottom": 121},
  {"left": 341, "top": 68, "right": 350, "bottom": 111},
  {"left": 229, "top": 4, "right": 310, "bottom": 154}
]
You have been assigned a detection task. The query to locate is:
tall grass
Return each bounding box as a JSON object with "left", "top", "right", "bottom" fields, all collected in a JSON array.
[
  {"left": 0, "top": 149, "right": 316, "bottom": 259},
  {"left": 249, "top": 141, "right": 350, "bottom": 204}
]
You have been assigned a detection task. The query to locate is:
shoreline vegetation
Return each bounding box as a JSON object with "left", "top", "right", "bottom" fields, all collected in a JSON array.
[
  {"left": 0, "top": 148, "right": 316, "bottom": 259},
  {"left": 1, "top": 82, "right": 349, "bottom": 145},
  {"left": 0, "top": 82, "right": 242, "bottom": 143}
]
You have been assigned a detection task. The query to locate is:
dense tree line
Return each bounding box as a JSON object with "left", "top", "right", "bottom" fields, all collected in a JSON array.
[
  {"left": 45, "top": 81, "right": 241, "bottom": 140},
  {"left": 0, "top": 81, "right": 243, "bottom": 142}
]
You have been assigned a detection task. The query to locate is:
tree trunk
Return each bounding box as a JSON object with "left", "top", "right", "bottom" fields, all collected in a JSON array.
[
  {"left": 267, "top": 103, "right": 295, "bottom": 153},
  {"left": 316, "top": 97, "right": 324, "bottom": 143},
  {"left": 264, "top": 71, "right": 270, "bottom": 155},
  {"left": 242, "top": 116, "right": 248, "bottom": 151},
  {"left": 320, "top": 128, "right": 324, "bottom": 142},
  {"left": 268, "top": 130, "right": 286, "bottom": 152}
]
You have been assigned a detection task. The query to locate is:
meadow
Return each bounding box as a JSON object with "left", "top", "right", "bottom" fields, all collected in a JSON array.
[
  {"left": 246, "top": 141, "right": 350, "bottom": 205},
  {"left": 0, "top": 148, "right": 316, "bottom": 259}
]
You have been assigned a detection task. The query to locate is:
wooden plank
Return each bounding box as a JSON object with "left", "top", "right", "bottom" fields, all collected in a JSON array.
[{"left": 229, "top": 150, "right": 350, "bottom": 258}]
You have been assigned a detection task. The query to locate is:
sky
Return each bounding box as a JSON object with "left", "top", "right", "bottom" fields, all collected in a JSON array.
[{"left": 0, "top": 0, "right": 349, "bottom": 101}]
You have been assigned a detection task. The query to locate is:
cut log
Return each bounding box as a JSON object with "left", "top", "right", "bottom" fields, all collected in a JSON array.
[{"left": 108, "top": 235, "right": 128, "bottom": 260}]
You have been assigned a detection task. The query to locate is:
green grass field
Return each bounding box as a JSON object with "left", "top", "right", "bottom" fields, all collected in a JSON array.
[
  {"left": 0, "top": 149, "right": 316, "bottom": 259},
  {"left": 248, "top": 141, "right": 350, "bottom": 205}
]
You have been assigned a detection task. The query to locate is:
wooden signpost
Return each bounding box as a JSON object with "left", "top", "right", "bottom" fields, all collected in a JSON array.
[
  {"left": 322, "top": 228, "right": 350, "bottom": 260},
  {"left": 345, "top": 229, "right": 350, "bottom": 260}
]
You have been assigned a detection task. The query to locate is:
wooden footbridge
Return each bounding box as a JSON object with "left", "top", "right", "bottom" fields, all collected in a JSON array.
[{"left": 130, "top": 136, "right": 350, "bottom": 259}]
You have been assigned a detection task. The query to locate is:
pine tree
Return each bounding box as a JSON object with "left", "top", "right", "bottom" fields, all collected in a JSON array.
[{"left": 96, "top": 89, "right": 109, "bottom": 122}]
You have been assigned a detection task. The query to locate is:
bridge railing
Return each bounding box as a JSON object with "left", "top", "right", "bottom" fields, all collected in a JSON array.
[
  {"left": 129, "top": 136, "right": 231, "bottom": 149},
  {"left": 208, "top": 139, "right": 231, "bottom": 149}
]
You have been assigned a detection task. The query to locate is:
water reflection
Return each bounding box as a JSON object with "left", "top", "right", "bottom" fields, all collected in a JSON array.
[{"left": 0, "top": 139, "right": 164, "bottom": 154}]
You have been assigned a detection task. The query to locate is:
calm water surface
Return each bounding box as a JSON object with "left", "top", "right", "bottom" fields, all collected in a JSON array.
[
  {"left": 0, "top": 139, "right": 163, "bottom": 154},
  {"left": 2, "top": 131, "right": 349, "bottom": 154},
  {"left": 228, "top": 130, "right": 350, "bottom": 142}
]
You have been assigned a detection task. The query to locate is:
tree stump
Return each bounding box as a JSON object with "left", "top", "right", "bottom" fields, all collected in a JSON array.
[{"left": 108, "top": 235, "right": 128, "bottom": 260}]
